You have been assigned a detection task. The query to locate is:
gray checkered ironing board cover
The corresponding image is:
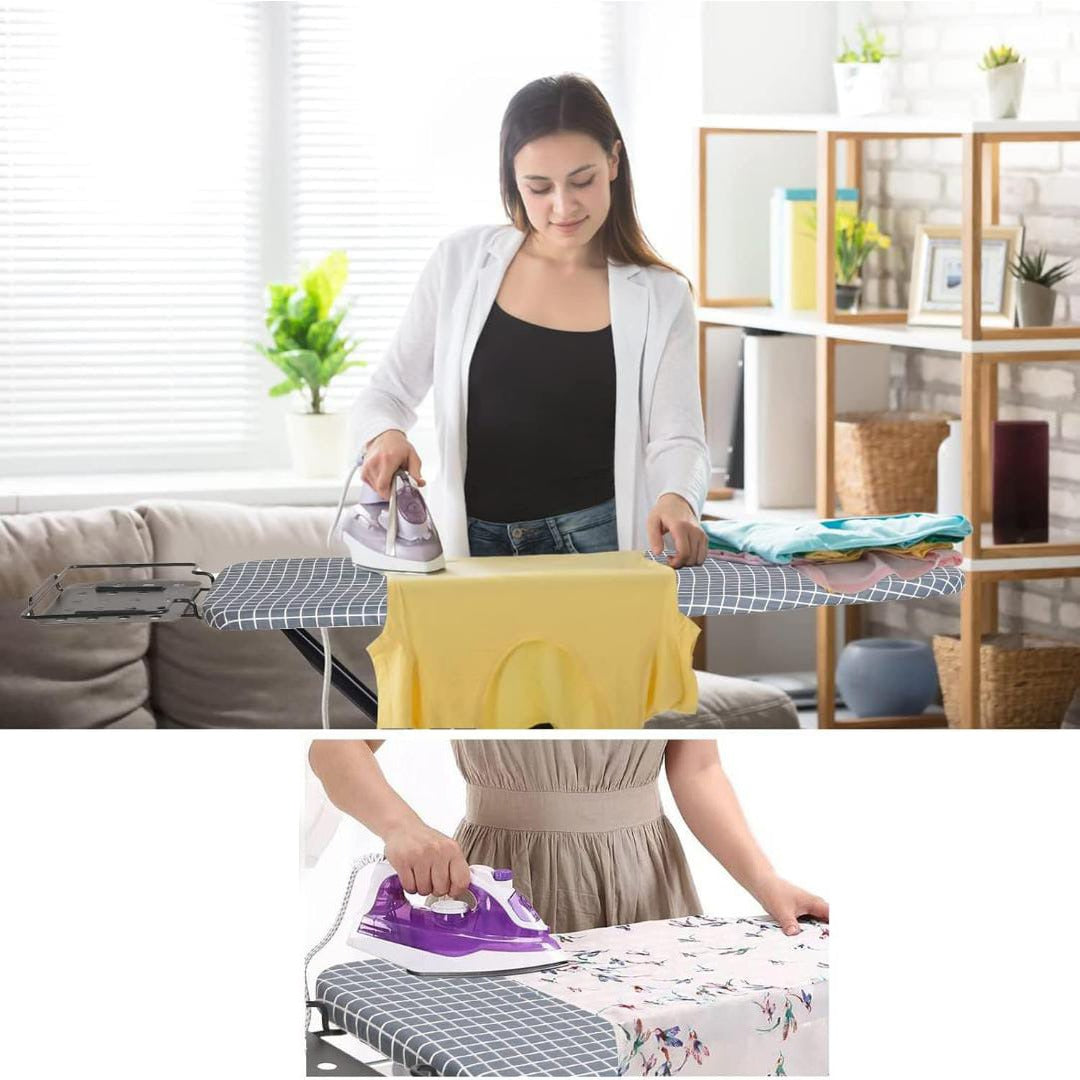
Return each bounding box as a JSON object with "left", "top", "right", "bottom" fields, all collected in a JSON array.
[
  {"left": 203, "top": 554, "right": 963, "bottom": 631},
  {"left": 315, "top": 914, "right": 829, "bottom": 1077}
]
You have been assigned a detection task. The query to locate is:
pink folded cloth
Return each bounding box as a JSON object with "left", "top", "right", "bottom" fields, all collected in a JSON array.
[
  {"left": 709, "top": 550, "right": 769, "bottom": 565},
  {"left": 792, "top": 548, "right": 963, "bottom": 593}
]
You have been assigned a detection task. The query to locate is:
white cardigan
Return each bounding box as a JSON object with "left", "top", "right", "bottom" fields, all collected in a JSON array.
[{"left": 351, "top": 223, "right": 710, "bottom": 558}]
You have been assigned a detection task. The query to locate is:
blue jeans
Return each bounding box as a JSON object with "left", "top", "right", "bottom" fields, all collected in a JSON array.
[{"left": 467, "top": 497, "right": 618, "bottom": 557}]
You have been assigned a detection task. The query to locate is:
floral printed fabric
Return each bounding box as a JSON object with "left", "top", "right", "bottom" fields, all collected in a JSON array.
[{"left": 514, "top": 915, "right": 829, "bottom": 1077}]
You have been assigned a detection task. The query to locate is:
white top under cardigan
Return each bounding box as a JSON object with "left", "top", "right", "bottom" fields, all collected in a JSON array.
[{"left": 350, "top": 223, "right": 711, "bottom": 559}]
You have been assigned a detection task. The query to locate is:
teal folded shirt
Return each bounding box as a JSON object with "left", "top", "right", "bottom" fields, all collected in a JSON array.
[{"left": 703, "top": 513, "right": 972, "bottom": 564}]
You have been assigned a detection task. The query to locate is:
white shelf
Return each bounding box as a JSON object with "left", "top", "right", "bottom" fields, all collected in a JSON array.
[
  {"left": 963, "top": 553, "right": 1080, "bottom": 573},
  {"left": 964, "top": 525, "right": 1080, "bottom": 572},
  {"left": 700, "top": 113, "right": 1080, "bottom": 136},
  {"left": 697, "top": 306, "right": 1080, "bottom": 355},
  {"left": 704, "top": 492, "right": 818, "bottom": 523},
  {"left": 2, "top": 469, "right": 344, "bottom": 513}
]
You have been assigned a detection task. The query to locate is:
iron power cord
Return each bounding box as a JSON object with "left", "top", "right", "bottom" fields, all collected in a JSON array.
[
  {"left": 304, "top": 851, "right": 384, "bottom": 1034},
  {"left": 320, "top": 460, "right": 362, "bottom": 731}
]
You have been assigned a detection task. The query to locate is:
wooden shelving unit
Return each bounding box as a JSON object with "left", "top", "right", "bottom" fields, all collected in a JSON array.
[{"left": 696, "top": 113, "right": 1080, "bottom": 729}]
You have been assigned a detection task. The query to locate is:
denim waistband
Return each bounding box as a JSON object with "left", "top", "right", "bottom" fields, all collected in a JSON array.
[{"left": 468, "top": 496, "right": 616, "bottom": 532}]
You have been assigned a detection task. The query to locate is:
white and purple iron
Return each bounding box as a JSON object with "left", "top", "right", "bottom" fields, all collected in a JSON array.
[
  {"left": 347, "top": 860, "right": 566, "bottom": 976},
  {"left": 329, "top": 461, "right": 445, "bottom": 574}
]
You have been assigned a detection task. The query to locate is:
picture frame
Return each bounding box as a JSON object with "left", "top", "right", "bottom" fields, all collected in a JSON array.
[{"left": 907, "top": 224, "right": 1024, "bottom": 328}]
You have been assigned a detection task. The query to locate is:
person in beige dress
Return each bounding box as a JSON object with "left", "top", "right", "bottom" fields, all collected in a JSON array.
[{"left": 309, "top": 739, "right": 828, "bottom": 935}]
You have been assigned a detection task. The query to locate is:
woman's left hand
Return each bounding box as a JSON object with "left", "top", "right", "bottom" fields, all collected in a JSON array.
[
  {"left": 647, "top": 493, "right": 708, "bottom": 568},
  {"left": 752, "top": 873, "right": 830, "bottom": 936}
]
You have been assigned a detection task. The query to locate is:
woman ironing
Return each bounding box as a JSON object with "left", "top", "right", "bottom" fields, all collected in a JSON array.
[
  {"left": 353, "top": 73, "right": 709, "bottom": 569},
  {"left": 310, "top": 740, "right": 828, "bottom": 936}
]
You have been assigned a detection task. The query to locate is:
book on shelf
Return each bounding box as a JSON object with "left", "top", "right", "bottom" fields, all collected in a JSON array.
[{"left": 770, "top": 187, "right": 859, "bottom": 312}]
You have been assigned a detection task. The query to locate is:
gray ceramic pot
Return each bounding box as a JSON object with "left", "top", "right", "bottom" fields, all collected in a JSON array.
[
  {"left": 835, "top": 282, "right": 861, "bottom": 312},
  {"left": 1017, "top": 281, "right": 1057, "bottom": 328},
  {"left": 835, "top": 638, "right": 939, "bottom": 718}
]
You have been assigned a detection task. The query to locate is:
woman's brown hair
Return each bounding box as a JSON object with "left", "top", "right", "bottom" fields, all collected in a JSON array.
[{"left": 499, "top": 73, "right": 690, "bottom": 287}]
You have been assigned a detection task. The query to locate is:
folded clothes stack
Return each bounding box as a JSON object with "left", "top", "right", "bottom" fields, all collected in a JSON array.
[{"left": 702, "top": 513, "right": 972, "bottom": 594}]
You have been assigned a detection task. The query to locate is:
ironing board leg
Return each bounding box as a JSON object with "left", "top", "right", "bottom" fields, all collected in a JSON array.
[{"left": 282, "top": 627, "right": 379, "bottom": 727}]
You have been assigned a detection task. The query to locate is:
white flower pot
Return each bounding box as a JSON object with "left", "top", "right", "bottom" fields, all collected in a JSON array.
[
  {"left": 286, "top": 410, "right": 350, "bottom": 479},
  {"left": 833, "top": 61, "right": 892, "bottom": 116},
  {"left": 985, "top": 61, "right": 1025, "bottom": 120}
]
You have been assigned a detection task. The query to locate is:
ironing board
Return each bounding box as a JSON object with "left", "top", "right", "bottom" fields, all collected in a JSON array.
[
  {"left": 24, "top": 553, "right": 964, "bottom": 727},
  {"left": 199, "top": 553, "right": 962, "bottom": 726},
  {"left": 312, "top": 914, "right": 829, "bottom": 1077},
  {"left": 202, "top": 554, "right": 964, "bottom": 630}
]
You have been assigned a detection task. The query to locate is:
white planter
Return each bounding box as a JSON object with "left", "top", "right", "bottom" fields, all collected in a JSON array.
[
  {"left": 833, "top": 61, "right": 892, "bottom": 116},
  {"left": 286, "top": 410, "right": 350, "bottom": 479},
  {"left": 985, "top": 61, "right": 1025, "bottom": 120},
  {"left": 936, "top": 418, "right": 963, "bottom": 517}
]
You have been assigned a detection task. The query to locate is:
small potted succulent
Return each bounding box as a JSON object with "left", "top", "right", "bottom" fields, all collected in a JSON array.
[
  {"left": 254, "top": 251, "right": 364, "bottom": 478},
  {"left": 834, "top": 211, "right": 891, "bottom": 312},
  {"left": 979, "top": 44, "right": 1025, "bottom": 120},
  {"left": 1009, "top": 247, "right": 1073, "bottom": 327},
  {"left": 834, "top": 24, "right": 897, "bottom": 116}
]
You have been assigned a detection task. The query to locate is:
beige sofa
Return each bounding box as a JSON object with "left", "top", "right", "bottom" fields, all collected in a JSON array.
[{"left": 0, "top": 500, "right": 798, "bottom": 729}]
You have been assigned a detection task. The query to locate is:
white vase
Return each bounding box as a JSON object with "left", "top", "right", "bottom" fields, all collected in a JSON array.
[
  {"left": 937, "top": 418, "right": 963, "bottom": 517},
  {"left": 833, "top": 61, "right": 892, "bottom": 116},
  {"left": 285, "top": 411, "right": 350, "bottom": 479},
  {"left": 985, "top": 61, "right": 1025, "bottom": 120}
]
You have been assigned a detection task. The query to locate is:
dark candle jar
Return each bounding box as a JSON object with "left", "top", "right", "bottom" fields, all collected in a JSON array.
[{"left": 992, "top": 420, "right": 1049, "bottom": 545}]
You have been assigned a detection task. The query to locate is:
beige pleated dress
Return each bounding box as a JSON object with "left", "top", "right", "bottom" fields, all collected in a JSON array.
[{"left": 452, "top": 740, "right": 703, "bottom": 933}]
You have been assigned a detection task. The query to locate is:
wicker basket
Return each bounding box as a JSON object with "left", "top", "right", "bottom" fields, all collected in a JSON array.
[
  {"left": 835, "top": 411, "right": 951, "bottom": 516},
  {"left": 933, "top": 633, "right": 1080, "bottom": 728}
]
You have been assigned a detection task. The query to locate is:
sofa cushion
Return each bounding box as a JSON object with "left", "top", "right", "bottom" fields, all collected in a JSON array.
[
  {"left": 140, "top": 500, "right": 379, "bottom": 729},
  {"left": 0, "top": 507, "right": 155, "bottom": 728},
  {"left": 646, "top": 670, "right": 800, "bottom": 729}
]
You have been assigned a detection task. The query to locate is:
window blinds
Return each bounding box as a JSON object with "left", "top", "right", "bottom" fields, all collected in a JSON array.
[
  {"left": 0, "top": 2, "right": 620, "bottom": 477},
  {"left": 0, "top": 3, "right": 263, "bottom": 476}
]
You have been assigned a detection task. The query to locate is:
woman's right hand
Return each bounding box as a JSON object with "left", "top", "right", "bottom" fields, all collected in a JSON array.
[
  {"left": 362, "top": 429, "right": 424, "bottom": 499},
  {"left": 383, "top": 820, "right": 472, "bottom": 899}
]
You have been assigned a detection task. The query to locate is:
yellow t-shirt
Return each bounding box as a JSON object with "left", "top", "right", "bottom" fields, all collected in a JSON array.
[
  {"left": 800, "top": 540, "right": 954, "bottom": 562},
  {"left": 367, "top": 551, "right": 699, "bottom": 729}
]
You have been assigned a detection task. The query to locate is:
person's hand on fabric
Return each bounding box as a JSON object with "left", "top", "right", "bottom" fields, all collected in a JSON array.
[
  {"left": 647, "top": 492, "right": 707, "bottom": 568},
  {"left": 752, "top": 873, "right": 830, "bottom": 936},
  {"left": 383, "top": 820, "right": 472, "bottom": 899},
  {"left": 362, "top": 428, "right": 425, "bottom": 499}
]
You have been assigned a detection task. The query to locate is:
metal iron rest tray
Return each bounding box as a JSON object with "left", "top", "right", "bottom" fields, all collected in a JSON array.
[
  {"left": 24, "top": 555, "right": 965, "bottom": 730},
  {"left": 23, "top": 562, "right": 214, "bottom": 623}
]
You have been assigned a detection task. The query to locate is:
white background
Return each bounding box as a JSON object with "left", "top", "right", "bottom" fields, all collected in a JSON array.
[{"left": 2, "top": 730, "right": 1078, "bottom": 1080}]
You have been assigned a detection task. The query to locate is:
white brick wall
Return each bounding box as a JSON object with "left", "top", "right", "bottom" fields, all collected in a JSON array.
[{"left": 856, "top": 1, "right": 1080, "bottom": 645}]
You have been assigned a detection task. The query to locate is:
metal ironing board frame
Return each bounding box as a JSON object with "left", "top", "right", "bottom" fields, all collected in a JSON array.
[
  {"left": 23, "top": 554, "right": 965, "bottom": 730},
  {"left": 21, "top": 560, "right": 381, "bottom": 724}
]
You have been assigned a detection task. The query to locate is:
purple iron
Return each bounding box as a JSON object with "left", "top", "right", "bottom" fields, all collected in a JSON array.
[
  {"left": 330, "top": 462, "right": 445, "bottom": 574},
  {"left": 346, "top": 860, "right": 566, "bottom": 975}
]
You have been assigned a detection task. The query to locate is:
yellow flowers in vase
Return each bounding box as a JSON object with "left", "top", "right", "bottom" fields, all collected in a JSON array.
[{"left": 835, "top": 212, "right": 891, "bottom": 312}]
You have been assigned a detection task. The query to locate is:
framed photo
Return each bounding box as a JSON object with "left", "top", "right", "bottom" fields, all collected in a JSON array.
[{"left": 907, "top": 224, "right": 1024, "bottom": 327}]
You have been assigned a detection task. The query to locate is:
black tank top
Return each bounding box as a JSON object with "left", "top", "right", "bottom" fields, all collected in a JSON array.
[{"left": 464, "top": 301, "right": 616, "bottom": 522}]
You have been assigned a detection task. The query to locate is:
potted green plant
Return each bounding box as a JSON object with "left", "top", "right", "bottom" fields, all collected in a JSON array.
[
  {"left": 254, "top": 251, "right": 364, "bottom": 478},
  {"left": 834, "top": 211, "right": 891, "bottom": 312},
  {"left": 979, "top": 44, "right": 1024, "bottom": 120},
  {"left": 1008, "top": 247, "right": 1072, "bottom": 327},
  {"left": 834, "top": 24, "right": 897, "bottom": 116}
]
